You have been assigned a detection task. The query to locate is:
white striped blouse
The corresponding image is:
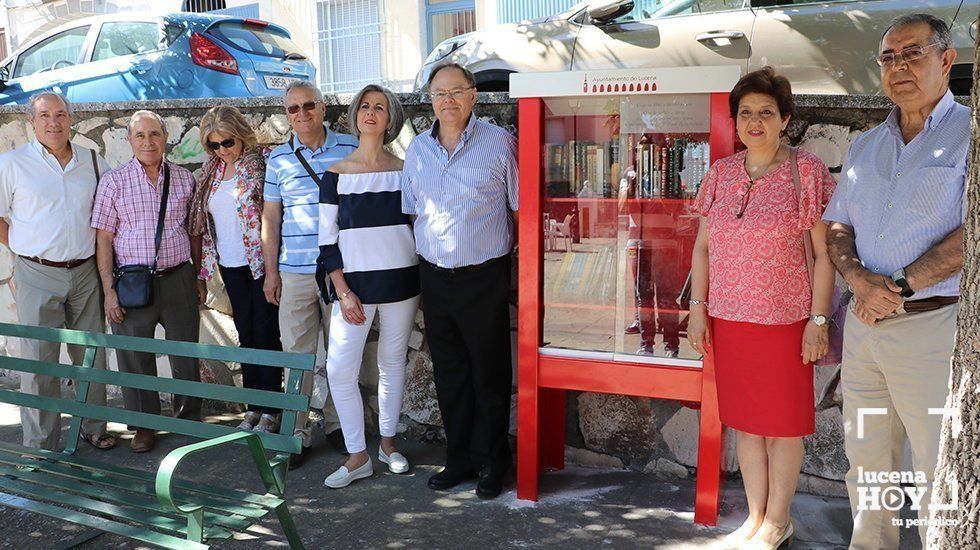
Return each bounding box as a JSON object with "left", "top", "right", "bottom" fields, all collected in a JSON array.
[{"left": 317, "top": 170, "right": 420, "bottom": 304}]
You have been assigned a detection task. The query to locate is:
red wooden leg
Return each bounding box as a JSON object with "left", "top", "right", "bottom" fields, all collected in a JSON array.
[
  {"left": 539, "top": 388, "right": 566, "bottom": 471},
  {"left": 694, "top": 348, "right": 723, "bottom": 525},
  {"left": 517, "top": 383, "right": 540, "bottom": 501}
]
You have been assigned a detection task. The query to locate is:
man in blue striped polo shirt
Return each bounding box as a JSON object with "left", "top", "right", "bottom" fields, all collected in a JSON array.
[
  {"left": 402, "top": 62, "right": 519, "bottom": 499},
  {"left": 824, "top": 14, "right": 966, "bottom": 549},
  {"left": 262, "top": 80, "right": 358, "bottom": 469}
]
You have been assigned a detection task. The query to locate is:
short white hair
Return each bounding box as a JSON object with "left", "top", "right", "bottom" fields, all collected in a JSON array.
[
  {"left": 128, "top": 110, "right": 167, "bottom": 137},
  {"left": 27, "top": 91, "right": 73, "bottom": 118},
  {"left": 284, "top": 79, "right": 324, "bottom": 106}
]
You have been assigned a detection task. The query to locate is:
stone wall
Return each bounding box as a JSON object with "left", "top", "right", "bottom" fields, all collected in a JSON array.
[{"left": 0, "top": 93, "right": 919, "bottom": 496}]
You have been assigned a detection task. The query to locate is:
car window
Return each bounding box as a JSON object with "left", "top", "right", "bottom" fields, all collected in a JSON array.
[
  {"left": 610, "top": 0, "right": 670, "bottom": 22},
  {"left": 698, "top": 0, "right": 746, "bottom": 12},
  {"left": 14, "top": 26, "right": 89, "bottom": 78},
  {"left": 209, "top": 22, "right": 304, "bottom": 58},
  {"left": 92, "top": 21, "right": 164, "bottom": 62}
]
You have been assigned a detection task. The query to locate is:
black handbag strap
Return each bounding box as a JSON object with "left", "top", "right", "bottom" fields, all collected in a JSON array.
[
  {"left": 91, "top": 149, "right": 100, "bottom": 181},
  {"left": 294, "top": 148, "right": 327, "bottom": 186},
  {"left": 151, "top": 164, "right": 171, "bottom": 273}
]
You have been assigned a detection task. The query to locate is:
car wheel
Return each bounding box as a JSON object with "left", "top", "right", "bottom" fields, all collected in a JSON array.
[
  {"left": 950, "top": 63, "right": 973, "bottom": 96},
  {"left": 474, "top": 71, "right": 514, "bottom": 93}
]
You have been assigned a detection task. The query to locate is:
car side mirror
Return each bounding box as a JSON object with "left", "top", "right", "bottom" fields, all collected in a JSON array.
[
  {"left": 588, "top": 0, "right": 634, "bottom": 24},
  {"left": 0, "top": 66, "right": 8, "bottom": 82}
]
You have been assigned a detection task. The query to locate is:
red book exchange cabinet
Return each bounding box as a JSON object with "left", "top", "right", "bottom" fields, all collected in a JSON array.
[{"left": 510, "top": 66, "right": 739, "bottom": 525}]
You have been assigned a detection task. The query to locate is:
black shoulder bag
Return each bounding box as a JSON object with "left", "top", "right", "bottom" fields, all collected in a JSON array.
[{"left": 113, "top": 165, "right": 170, "bottom": 308}]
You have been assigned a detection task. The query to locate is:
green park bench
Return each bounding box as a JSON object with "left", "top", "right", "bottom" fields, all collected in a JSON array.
[{"left": 0, "top": 321, "right": 313, "bottom": 549}]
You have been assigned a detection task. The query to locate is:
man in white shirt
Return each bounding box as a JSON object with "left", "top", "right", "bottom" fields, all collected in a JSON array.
[{"left": 0, "top": 92, "right": 114, "bottom": 451}]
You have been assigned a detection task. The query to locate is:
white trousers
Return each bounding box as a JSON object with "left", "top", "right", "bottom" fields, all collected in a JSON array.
[{"left": 326, "top": 295, "right": 420, "bottom": 454}]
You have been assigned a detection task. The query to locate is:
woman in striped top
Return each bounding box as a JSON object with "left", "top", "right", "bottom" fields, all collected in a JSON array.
[{"left": 317, "top": 84, "right": 420, "bottom": 489}]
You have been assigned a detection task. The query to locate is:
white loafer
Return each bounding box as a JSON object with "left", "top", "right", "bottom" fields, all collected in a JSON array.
[
  {"left": 378, "top": 447, "right": 410, "bottom": 474},
  {"left": 323, "top": 458, "right": 373, "bottom": 489}
]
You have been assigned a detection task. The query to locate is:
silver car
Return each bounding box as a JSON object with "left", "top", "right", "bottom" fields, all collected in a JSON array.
[{"left": 416, "top": 0, "right": 978, "bottom": 95}]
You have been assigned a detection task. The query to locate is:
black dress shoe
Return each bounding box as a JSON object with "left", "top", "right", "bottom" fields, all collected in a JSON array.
[
  {"left": 476, "top": 472, "right": 504, "bottom": 499},
  {"left": 326, "top": 429, "right": 348, "bottom": 454},
  {"left": 624, "top": 319, "right": 640, "bottom": 334},
  {"left": 288, "top": 446, "right": 309, "bottom": 470},
  {"left": 427, "top": 467, "right": 477, "bottom": 491}
]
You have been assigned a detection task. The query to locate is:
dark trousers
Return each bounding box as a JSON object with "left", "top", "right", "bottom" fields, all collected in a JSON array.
[
  {"left": 220, "top": 265, "right": 283, "bottom": 415},
  {"left": 112, "top": 263, "right": 201, "bottom": 422},
  {"left": 636, "top": 243, "right": 681, "bottom": 351},
  {"left": 420, "top": 255, "right": 513, "bottom": 477}
]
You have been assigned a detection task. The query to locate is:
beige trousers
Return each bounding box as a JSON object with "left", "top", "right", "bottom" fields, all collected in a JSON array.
[
  {"left": 278, "top": 272, "right": 340, "bottom": 446},
  {"left": 13, "top": 257, "right": 108, "bottom": 450},
  {"left": 842, "top": 303, "right": 956, "bottom": 550}
]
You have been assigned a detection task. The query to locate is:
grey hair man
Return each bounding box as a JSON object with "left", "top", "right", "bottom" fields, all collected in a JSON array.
[
  {"left": 261, "top": 77, "right": 358, "bottom": 469},
  {"left": 0, "top": 91, "right": 115, "bottom": 450},
  {"left": 91, "top": 109, "right": 201, "bottom": 453},
  {"left": 823, "top": 13, "right": 966, "bottom": 549}
]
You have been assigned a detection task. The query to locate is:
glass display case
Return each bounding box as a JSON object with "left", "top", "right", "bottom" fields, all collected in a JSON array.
[
  {"left": 518, "top": 68, "right": 737, "bottom": 364},
  {"left": 511, "top": 66, "right": 739, "bottom": 524}
]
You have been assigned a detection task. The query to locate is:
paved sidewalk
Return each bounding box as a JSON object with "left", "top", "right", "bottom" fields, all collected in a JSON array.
[{"left": 0, "top": 376, "right": 924, "bottom": 549}]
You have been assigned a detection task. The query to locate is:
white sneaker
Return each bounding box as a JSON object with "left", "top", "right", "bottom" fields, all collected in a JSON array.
[
  {"left": 253, "top": 414, "right": 280, "bottom": 433},
  {"left": 237, "top": 411, "right": 260, "bottom": 430},
  {"left": 323, "top": 458, "right": 373, "bottom": 489},
  {"left": 378, "top": 447, "right": 410, "bottom": 474}
]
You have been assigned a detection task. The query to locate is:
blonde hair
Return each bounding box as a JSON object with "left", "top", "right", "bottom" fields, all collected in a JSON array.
[{"left": 199, "top": 105, "right": 257, "bottom": 152}]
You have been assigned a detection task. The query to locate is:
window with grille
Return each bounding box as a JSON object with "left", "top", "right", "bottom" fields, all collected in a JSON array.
[
  {"left": 0, "top": 30, "right": 8, "bottom": 61},
  {"left": 426, "top": 0, "right": 475, "bottom": 51},
  {"left": 315, "top": 0, "right": 384, "bottom": 94},
  {"left": 182, "top": 0, "right": 227, "bottom": 12},
  {"left": 496, "top": 0, "right": 579, "bottom": 24}
]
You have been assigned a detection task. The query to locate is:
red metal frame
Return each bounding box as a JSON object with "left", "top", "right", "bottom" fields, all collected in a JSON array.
[{"left": 516, "top": 93, "right": 734, "bottom": 526}]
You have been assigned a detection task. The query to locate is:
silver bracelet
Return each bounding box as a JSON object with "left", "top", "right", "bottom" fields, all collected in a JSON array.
[
  {"left": 340, "top": 289, "right": 352, "bottom": 299},
  {"left": 689, "top": 299, "right": 708, "bottom": 307}
]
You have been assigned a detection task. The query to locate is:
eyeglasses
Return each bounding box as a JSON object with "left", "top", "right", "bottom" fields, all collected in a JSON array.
[
  {"left": 875, "top": 43, "right": 942, "bottom": 67},
  {"left": 428, "top": 87, "right": 474, "bottom": 102},
  {"left": 286, "top": 100, "right": 321, "bottom": 114},
  {"left": 735, "top": 180, "right": 757, "bottom": 219},
  {"left": 206, "top": 137, "right": 237, "bottom": 151}
]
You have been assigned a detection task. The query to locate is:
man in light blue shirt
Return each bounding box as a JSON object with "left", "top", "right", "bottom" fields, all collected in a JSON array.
[
  {"left": 823, "top": 14, "right": 966, "bottom": 548},
  {"left": 402, "top": 62, "right": 518, "bottom": 499},
  {"left": 262, "top": 80, "right": 357, "bottom": 469}
]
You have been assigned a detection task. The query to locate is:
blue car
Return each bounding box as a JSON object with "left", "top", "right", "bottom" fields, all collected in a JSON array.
[{"left": 0, "top": 12, "right": 315, "bottom": 104}]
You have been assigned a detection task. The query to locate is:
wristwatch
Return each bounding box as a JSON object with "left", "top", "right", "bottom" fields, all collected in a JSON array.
[
  {"left": 890, "top": 268, "right": 915, "bottom": 298},
  {"left": 810, "top": 314, "right": 828, "bottom": 326}
]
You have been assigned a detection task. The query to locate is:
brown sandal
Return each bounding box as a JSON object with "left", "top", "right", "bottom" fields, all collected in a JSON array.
[{"left": 81, "top": 432, "right": 117, "bottom": 450}]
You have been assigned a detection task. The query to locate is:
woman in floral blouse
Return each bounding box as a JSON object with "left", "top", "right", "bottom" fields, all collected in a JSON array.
[
  {"left": 688, "top": 67, "right": 836, "bottom": 550},
  {"left": 190, "top": 105, "right": 282, "bottom": 433}
]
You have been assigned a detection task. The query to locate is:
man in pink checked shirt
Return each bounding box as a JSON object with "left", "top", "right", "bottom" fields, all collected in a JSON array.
[{"left": 91, "top": 110, "right": 201, "bottom": 453}]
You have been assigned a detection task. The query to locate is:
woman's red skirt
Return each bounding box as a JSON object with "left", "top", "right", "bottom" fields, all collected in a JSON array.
[{"left": 712, "top": 317, "right": 814, "bottom": 437}]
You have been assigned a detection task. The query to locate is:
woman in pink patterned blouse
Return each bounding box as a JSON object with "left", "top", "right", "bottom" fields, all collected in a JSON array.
[{"left": 688, "top": 67, "right": 836, "bottom": 549}]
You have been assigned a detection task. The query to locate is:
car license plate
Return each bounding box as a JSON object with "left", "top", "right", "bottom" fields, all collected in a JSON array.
[{"left": 264, "top": 75, "right": 301, "bottom": 89}]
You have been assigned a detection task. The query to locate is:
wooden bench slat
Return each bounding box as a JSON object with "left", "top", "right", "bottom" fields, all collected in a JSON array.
[
  {"left": 0, "top": 322, "right": 314, "bottom": 370},
  {"left": 0, "top": 490, "right": 209, "bottom": 550},
  {"left": 0, "top": 476, "right": 233, "bottom": 540},
  {"left": 0, "top": 441, "right": 284, "bottom": 512},
  {"left": 0, "top": 389, "right": 302, "bottom": 454},
  {"left": 1, "top": 355, "right": 309, "bottom": 413},
  {"left": 0, "top": 460, "right": 257, "bottom": 531}
]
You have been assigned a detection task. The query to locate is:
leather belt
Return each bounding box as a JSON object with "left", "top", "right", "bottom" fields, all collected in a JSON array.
[
  {"left": 903, "top": 295, "right": 959, "bottom": 314},
  {"left": 420, "top": 255, "right": 505, "bottom": 276},
  {"left": 19, "top": 255, "right": 92, "bottom": 269},
  {"left": 154, "top": 263, "right": 185, "bottom": 277}
]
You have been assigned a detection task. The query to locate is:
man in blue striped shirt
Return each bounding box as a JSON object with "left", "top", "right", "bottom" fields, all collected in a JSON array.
[
  {"left": 262, "top": 80, "right": 358, "bottom": 469},
  {"left": 823, "top": 15, "right": 966, "bottom": 549},
  {"left": 402, "top": 62, "right": 519, "bottom": 499}
]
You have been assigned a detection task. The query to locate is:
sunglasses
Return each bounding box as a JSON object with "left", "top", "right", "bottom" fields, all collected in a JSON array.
[
  {"left": 286, "top": 100, "right": 321, "bottom": 115},
  {"left": 206, "top": 137, "right": 237, "bottom": 151}
]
